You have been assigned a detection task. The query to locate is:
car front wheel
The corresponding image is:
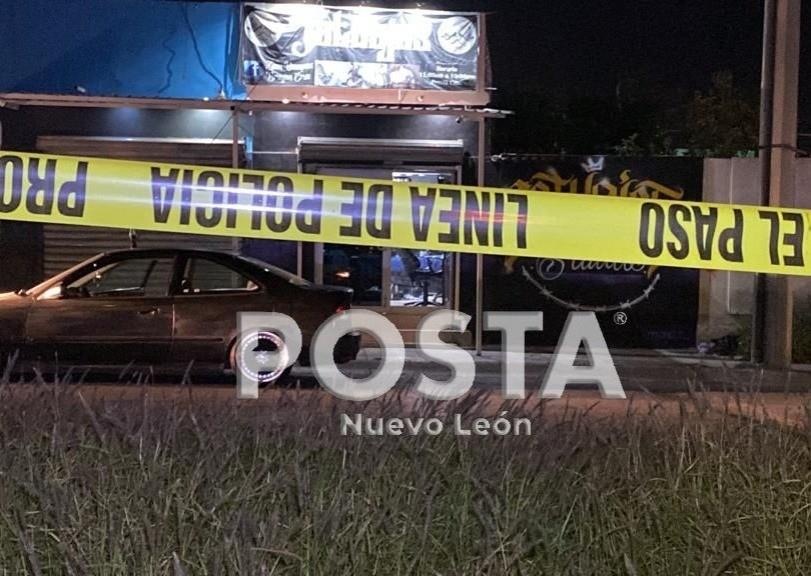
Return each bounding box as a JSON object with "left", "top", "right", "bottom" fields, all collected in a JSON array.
[{"left": 228, "top": 332, "right": 292, "bottom": 388}]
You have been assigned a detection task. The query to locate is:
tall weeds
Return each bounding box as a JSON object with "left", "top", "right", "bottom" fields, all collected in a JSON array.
[{"left": 0, "top": 377, "right": 809, "bottom": 575}]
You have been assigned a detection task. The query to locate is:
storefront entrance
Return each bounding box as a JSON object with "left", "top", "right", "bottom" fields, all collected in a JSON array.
[{"left": 298, "top": 138, "right": 465, "bottom": 344}]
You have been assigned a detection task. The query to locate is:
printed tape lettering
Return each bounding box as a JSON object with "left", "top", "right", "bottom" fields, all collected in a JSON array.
[{"left": 0, "top": 151, "right": 808, "bottom": 276}]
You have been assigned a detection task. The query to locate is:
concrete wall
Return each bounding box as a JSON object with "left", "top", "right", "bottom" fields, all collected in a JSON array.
[{"left": 698, "top": 157, "right": 811, "bottom": 341}]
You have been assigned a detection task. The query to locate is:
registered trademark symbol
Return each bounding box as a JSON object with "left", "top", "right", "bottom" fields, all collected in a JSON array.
[{"left": 613, "top": 311, "right": 628, "bottom": 326}]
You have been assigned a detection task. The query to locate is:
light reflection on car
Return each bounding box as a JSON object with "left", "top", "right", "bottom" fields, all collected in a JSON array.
[{"left": 0, "top": 248, "right": 359, "bottom": 381}]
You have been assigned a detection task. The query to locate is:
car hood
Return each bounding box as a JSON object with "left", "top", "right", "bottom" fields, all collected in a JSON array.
[{"left": 0, "top": 291, "right": 32, "bottom": 312}]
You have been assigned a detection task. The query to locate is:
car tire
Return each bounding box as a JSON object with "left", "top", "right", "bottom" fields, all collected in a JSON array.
[
  {"left": 253, "top": 365, "right": 295, "bottom": 389},
  {"left": 227, "top": 334, "right": 292, "bottom": 388},
  {"left": 274, "top": 365, "right": 295, "bottom": 386}
]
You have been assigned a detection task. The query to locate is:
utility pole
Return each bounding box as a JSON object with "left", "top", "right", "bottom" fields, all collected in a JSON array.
[{"left": 752, "top": 0, "right": 801, "bottom": 367}]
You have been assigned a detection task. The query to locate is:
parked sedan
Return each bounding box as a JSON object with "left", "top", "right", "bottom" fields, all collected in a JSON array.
[{"left": 0, "top": 249, "right": 359, "bottom": 381}]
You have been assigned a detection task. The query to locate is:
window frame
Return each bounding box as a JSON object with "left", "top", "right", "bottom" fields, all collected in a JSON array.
[
  {"left": 60, "top": 255, "right": 179, "bottom": 300},
  {"left": 171, "top": 255, "right": 265, "bottom": 297}
]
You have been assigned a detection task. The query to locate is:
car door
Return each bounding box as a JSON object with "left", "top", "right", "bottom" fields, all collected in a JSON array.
[
  {"left": 171, "top": 255, "right": 275, "bottom": 367},
  {"left": 25, "top": 255, "right": 176, "bottom": 365}
]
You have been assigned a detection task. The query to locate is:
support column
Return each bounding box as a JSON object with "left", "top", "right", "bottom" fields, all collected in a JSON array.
[
  {"left": 231, "top": 106, "right": 241, "bottom": 254},
  {"left": 761, "top": 0, "right": 801, "bottom": 368},
  {"left": 231, "top": 105, "right": 240, "bottom": 169},
  {"left": 475, "top": 118, "right": 486, "bottom": 355}
]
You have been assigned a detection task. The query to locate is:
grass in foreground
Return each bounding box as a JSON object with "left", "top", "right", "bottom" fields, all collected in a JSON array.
[{"left": 0, "top": 381, "right": 809, "bottom": 575}]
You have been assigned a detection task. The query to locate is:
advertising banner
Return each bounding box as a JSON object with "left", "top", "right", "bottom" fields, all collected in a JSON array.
[
  {"left": 241, "top": 3, "right": 480, "bottom": 91},
  {"left": 487, "top": 156, "right": 704, "bottom": 347}
]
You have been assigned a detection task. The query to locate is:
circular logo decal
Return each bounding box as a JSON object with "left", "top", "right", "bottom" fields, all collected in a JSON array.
[
  {"left": 436, "top": 17, "right": 477, "bottom": 55},
  {"left": 235, "top": 330, "right": 289, "bottom": 384}
]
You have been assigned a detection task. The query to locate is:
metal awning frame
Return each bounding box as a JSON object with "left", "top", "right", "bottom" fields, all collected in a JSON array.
[{"left": 0, "top": 93, "right": 511, "bottom": 119}]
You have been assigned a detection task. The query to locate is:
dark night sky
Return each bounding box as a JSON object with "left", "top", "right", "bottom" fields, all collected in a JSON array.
[
  {"left": 331, "top": 0, "right": 809, "bottom": 140},
  {"left": 185, "top": 0, "right": 811, "bottom": 148},
  {"left": 481, "top": 0, "right": 780, "bottom": 151},
  {"left": 484, "top": 1, "right": 765, "bottom": 101}
]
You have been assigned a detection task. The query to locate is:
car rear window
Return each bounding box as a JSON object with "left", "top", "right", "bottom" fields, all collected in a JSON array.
[{"left": 238, "top": 256, "right": 312, "bottom": 287}]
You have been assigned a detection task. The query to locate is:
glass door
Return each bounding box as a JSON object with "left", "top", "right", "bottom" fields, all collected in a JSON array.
[
  {"left": 309, "top": 167, "right": 390, "bottom": 307},
  {"left": 389, "top": 171, "right": 455, "bottom": 308},
  {"left": 307, "top": 166, "right": 457, "bottom": 310}
]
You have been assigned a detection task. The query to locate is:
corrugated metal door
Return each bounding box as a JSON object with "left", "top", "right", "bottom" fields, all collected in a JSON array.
[{"left": 36, "top": 136, "right": 244, "bottom": 277}]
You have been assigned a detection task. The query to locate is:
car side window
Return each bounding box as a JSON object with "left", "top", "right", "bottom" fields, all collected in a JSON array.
[
  {"left": 179, "top": 258, "right": 259, "bottom": 295},
  {"left": 65, "top": 257, "right": 175, "bottom": 298}
]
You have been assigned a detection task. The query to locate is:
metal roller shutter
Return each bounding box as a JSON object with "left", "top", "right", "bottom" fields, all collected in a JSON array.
[
  {"left": 36, "top": 136, "right": 245, "bottom": 276},
  {"left": 297, "top": 137, "right": 465, "bottom": 165},
  {"left": 40, "top": 226, "right": 246, "bottom": 278}
]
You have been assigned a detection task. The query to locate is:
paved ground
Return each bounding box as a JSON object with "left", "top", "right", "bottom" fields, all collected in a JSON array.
[
  {"left": 5, "top": 348, "right": 811, "bottom": 426},
  {"left": 327, "top": 347, "right": 811, "bottom": 393},
  {"left": 4, "top": 347, "right": 811, "bottom": 426},
  {"left": 9, "top": 347, "right": 810, "bottom": 393}
]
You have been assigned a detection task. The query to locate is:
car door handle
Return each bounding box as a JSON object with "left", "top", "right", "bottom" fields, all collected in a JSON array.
[{"left": 139, "top": 307, "right": 160, "bottom": 316}]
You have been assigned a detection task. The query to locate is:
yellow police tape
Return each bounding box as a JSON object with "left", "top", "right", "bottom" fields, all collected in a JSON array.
[{"left": 0, "top": 150, "right": 807, "bottom": 276}]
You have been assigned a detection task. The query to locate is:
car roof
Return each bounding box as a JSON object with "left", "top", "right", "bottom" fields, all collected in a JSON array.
[
  {"left": 100, "top": 248, "right": 241, "bottom": 258},
  {"left": 25, "top": 247, "right": 315, "bottom": 297}
]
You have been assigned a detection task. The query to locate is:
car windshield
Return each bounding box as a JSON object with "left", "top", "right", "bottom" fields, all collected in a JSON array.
[
  {"left": 22, "top": 254, "right": 107, "bottom": 296},
  {"left": 237, "top": 256, "right": 312, "bottom": 287}
]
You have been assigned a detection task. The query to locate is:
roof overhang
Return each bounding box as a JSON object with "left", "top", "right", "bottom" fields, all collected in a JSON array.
[{"left": 0, "top": 93, "right": 511, "bottom": 119}]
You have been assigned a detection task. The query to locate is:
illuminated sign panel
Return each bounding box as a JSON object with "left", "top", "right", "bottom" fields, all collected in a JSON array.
[{"left": 240, "top": 3, "right": 487, "bottom": 105}]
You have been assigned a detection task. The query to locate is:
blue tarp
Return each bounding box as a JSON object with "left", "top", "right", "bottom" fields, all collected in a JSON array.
[{"left": 0, "top": 0, "right": 245, "bottom": 100}]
